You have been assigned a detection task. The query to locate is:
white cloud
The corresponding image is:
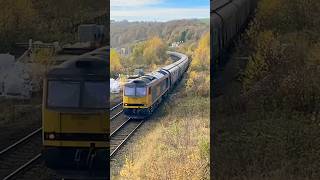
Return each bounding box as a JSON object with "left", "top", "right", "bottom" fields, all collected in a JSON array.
[
  {"left": 111, "top": 7, "right": 209, "bottom": 22},
  {"left": 111, "top": 0, "right": 162, "bottom": 7}
]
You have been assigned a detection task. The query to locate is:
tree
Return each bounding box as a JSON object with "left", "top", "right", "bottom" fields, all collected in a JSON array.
[
  {"left": 190, "top": 32, "right": 210, "bottom": 72},
  {"left": 143, "top": 36, "right": 167, "bottom": 65},
  {"left": 110, "top": 48, "right": 123, "bottom": 77}
]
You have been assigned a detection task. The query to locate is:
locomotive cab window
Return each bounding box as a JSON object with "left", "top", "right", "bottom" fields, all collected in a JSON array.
[
  {"left": 47, "top": 80, "right": 107, "bottom": 109},
  {"left": 47, "top": 81, "right": 81, "bottom": 108},
  {"left": 124, "top": 86, "right": 135, "bottom": 96},
  {"left": 82, "top": 81, "right": 108, "bottom": 108},
  {"left": 124, "top": 85, "right": 147, "bottom": 97},
  {"left": 136, "top": 87, "right": 147, "bottom": 97}
]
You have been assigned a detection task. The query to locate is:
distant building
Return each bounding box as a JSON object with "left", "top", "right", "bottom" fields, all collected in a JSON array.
[
  {"left": 120, "top": 47, "right": 131, "bottom": 56},
  {"left": 171, "top": 41, "right": 184, "bottom": 48},
  {"left": 120, "top": 48, "right": 126, "bottom": 55}
]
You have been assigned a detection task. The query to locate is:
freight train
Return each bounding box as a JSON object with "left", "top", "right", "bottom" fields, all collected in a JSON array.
[
  {"left": 42, "top": 46, "right": 108, "bottom": 177},
  {"left": 211, "top": 0, "right": 257, "bottom": 67},
  {"left": 123, "top": 51, "right": 190, "bottom": 119}
]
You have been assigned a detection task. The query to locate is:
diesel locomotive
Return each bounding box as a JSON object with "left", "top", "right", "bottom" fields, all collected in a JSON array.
[
  {"left": 42, "top": 46, "right": 108, "bottom": 176},
  {"left": 123, "top": 51, "right": 189, "bottom": 119}
]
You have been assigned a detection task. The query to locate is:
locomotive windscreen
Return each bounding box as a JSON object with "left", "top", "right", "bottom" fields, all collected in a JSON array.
[
  {"left": 47, "top": 81, "right": 81, "bottom": 108},
  {"left": 47, "top": 80, "right": 107, "bottom": 109},
  {"left": 82, "top": 81, "right": 108, "bottom": 108},
  {"left": 124, "top": 85, "right": 147, "bottom": 97}
]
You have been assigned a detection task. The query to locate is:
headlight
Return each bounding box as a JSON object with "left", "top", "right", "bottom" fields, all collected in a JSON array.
[{"left": 48, "top": 133, "right": 55, "bottom": 140}]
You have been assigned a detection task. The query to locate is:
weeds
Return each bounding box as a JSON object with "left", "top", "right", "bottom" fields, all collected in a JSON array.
[
  {"left": 213, "top": 0, "right": 320, "bottom": 179},
  {"left": 116, "top": 95, "right": 209, "bottom": 180}
]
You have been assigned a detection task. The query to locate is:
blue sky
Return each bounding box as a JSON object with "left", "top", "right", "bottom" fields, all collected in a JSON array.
[{"left": 111, "top": 0, "right": 210, "bottom": 22}]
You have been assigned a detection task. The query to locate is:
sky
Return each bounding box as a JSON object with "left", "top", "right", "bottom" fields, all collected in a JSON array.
[{"left": 110, "top": 0, "right": 210, "bottom": 22}]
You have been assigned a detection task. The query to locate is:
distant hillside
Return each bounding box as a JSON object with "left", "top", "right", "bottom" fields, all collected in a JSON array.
[
  {"left": 199, "top": 18, "right": 210, "bottom": 25},
  {"left": 110, "top": 19, "right": 209, "bottom": 48}
]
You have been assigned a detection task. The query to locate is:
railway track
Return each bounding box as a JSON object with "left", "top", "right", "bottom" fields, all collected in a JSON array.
[
  {"left": 110, "top": 102, "right": 123, "bottom": 120},
  {"left": 0, "top": 102, "right": 137, "bottom": 178},
  {"left": 110, "top": 102, "right": 134, "bottom": 135},
  {"left": 0, "top": 128, "right": 42, "bottom": 180},
  {"left": 110, "top": 118, "right": 144, "bottom": 158}
]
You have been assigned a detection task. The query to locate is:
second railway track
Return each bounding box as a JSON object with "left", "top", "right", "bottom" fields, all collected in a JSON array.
[
  {"left": 110, "top": 102, "right": 123, "bottom": 120},
  {"left": 0, "top": 128, "right": 42, "bottom": 180},
  {"left": 110, "top": 118, "right": 144, "bottom": 158},
  {"left": 0, "top": 101, "right": 142, "bottom": 178}
]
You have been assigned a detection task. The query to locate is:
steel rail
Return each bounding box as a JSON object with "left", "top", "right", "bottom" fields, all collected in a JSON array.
[
  {"left": 110, "top": 120, "right": 144, "bottom": 157},
  {"left": 0, "top": 128, "right": 42, "bottom": 155},
  {"left": 3, "top": 154, "right": 42, "bottom": 180},
  {"left": 110, "top": 110, "right": 123, "bottom": 120},
  {"left": 110, "top": 118, "right": 131, "bottom": 137},
  {"left": 110, "top": 102, "right": 123, "bottom": 111}
]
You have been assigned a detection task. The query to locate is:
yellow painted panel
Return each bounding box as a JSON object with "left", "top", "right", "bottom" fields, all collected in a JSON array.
[
  {"left": 43, "top": 109, "right": 108, "bottom": 133},
  {"left": 123, "top": 94, "right": 152, "bottom": 108},
  {"left": 44, "top": 140, "right": 108, "bottom": 148}
]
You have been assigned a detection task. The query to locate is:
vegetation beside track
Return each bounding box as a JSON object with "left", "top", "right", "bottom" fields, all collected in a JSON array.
[
  {"left": 213, "top": 0, "right": 320, "bottom": 179},
  {"left": 0, "top": 0, "right": 107, "bottom": 53},
  {"left": 113, "top": 31, "right": 210, "bottom": 179},
  {"left": 119, "top": 96, "right": 209, "bottom": 179}
]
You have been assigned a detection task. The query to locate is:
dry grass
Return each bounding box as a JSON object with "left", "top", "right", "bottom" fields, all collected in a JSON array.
[{"left": 114, "top": 94, "right": 210, "bottom": 180}]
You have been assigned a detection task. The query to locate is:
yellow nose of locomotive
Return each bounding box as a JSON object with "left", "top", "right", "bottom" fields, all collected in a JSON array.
[{"left": 123, "top": 96, "right": 148, "bottom": 108}]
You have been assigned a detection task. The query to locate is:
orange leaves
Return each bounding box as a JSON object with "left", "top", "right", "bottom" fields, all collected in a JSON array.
[
  {"left": 190, "top": 32, "right": 210, "bottom": 72},
  {"left": 185, "top": 32, "right": 210, "bottom": 97},
  {"left": 143, "top": 36, "right": 167, "bottom": 65},
  {"left": 110, "top": 48, "right": 123, "bottom": 76}
]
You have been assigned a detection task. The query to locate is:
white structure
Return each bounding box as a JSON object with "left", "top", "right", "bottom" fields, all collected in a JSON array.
[
  {"left": 110, "top": 78, "right": 121, "bottom": 94},
  {"left": 0, "top": 54, "right": 39, "bottom": 99},
  {"left": 171, "top": 41, "right": 184, "bottom": 48}
]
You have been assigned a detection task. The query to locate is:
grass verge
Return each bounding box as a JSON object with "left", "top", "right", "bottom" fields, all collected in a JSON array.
[{"left": 113, "top": 85, "right": 210, "bottom": 179}]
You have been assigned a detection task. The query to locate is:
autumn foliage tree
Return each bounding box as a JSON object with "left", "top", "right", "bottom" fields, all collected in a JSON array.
[
  {"left": 0, "top": 0, "right": 36, "bottom": 52},
  {"left": 143, "top": 37, "right": 167, "bottom": 65},
  {"left": 110, "top": 19, "right": 209, "bottom": 48},
  {"left": 0, "top": 0, "right": 107, "bottom": 52},
  {"left": 242, "top": 0, "right": 320, "bottom": 112},
  {"left": 128, "top": 36, "right": 168, "bottom": 71},
  {"left": 190, "top": 32, "right": 210, "bottom": 72},
  {"left": 186, "top": 32, "right": 210, "bottom": 97},
  {"left": 110, "top": 48, "right": 123, "bottom": 77}
]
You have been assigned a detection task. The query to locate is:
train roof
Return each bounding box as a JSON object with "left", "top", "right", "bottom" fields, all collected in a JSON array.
[
  {"left": 162, "top": 51, "right": 188, "bottom": 71},
  {"left": 125, "top": 71, "right": 166, "bottom": 86},
  {"left": 125, "top": 51, "right": 187, "bottom": 87},
  {"left": 47, "top": 47, "right": 108, "bottom": 79}
]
